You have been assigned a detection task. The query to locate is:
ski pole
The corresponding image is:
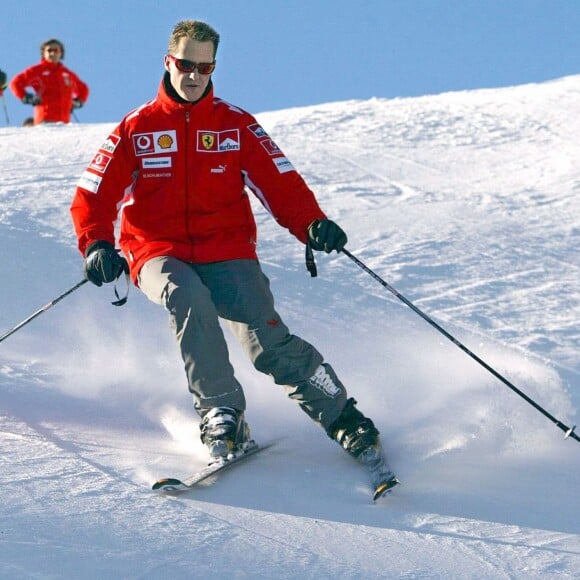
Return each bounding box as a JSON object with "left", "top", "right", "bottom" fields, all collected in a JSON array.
[
  {"left": 1, "top": 94, "right": 9, "bottom": 125},
  {"left": 341, "top": 248, "right": 579, "bottom": 444},
  {"left": 0, "top": 279, "right": 88, "bottom": 345}
]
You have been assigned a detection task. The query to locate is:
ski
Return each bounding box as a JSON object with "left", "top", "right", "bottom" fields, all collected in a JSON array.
[
  {"left": 152, "top": 441, "right": 270, "bottom": 492},
  {"left": 373, "top": 474, "right": 401, "bottom": 501},
  {"left": 356, "top": 444, "right": 400, "bottom": 501},
  {"left": 153, "top": 439, "right": 398, "bottom": 500}
]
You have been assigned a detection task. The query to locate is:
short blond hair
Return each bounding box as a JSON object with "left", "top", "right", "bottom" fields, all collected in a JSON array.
[{"left": 168, "top": 20, "right": 220, "bottom": 58}]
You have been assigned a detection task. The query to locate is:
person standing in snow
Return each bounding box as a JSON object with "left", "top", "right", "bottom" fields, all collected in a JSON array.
[
  {"left": 70, "top": 19, "right": 396, "bottom": 490},
  {"left": 0, "top": 68, "right": 7, "bottom": 94},
  {"left": 10, "top": 39, "right": 89, "bottom": 125},
  {"left": 1, "top": 69, "right": 10, "bottom": 125}
]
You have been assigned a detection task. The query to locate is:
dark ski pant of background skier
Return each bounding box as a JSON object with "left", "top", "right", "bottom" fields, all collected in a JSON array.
[{"left": 138, "top": 256, "right": 347, "bottom": 429}]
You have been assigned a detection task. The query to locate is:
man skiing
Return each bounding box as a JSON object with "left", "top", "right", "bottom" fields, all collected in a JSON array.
[
  {"left": 70, "top": 19, "right": 397, "bottom": 496},
  {"left": 10, "top": 38, "right": 88, "bottom": 125}
]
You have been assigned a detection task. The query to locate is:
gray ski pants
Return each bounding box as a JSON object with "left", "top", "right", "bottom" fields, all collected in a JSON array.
[{"left": 138, "top": 256, "right": 346, "bottom": 429}]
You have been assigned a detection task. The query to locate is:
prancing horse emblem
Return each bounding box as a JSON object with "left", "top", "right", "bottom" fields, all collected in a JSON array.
[{"left": 202, "top": 134, "right": 215, "bottom": 150}]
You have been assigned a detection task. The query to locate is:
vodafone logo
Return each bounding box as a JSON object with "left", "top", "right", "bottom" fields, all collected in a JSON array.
[
  {"left": 136, "top": 135, "right": 152, "bottom": 152},
  {"left": 260, "top": 139, "right": 282, "bottom": 156},
  {"left": 88, "top": 152, "right": 113, "bottom": 173}
]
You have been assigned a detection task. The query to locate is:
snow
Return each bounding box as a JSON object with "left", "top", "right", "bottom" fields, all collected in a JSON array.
[{"left": 1, "top": 75, "right": 579, "bottom": 578}]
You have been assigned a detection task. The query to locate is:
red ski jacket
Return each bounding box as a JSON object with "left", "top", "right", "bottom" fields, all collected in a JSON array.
[
  {"left": 70, "top": 79, "right": 326, "bottom": 283},
  {"left": 10, "top": 60, "right": 89, "bottom": 124}
]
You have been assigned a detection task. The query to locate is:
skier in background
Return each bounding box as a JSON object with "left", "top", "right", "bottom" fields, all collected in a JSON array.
[
  {"left": 0, "top": 68, "right": 9, "bottom": 126},
  {"left": 0, "top": 68, "right": 7, "bottom": 94},
  {"left": 10, "top": 38, "right": 89, "bottom": 125},
  {"left": 70, "top": 19, "right": 397, "bottom": 493}
]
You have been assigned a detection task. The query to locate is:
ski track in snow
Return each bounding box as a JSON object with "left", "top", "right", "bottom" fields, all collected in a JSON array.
[{"left": 0, "top": 75, "right": 579, "bottom": 578}]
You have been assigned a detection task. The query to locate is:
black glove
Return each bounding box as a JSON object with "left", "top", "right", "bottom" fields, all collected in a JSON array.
[
  {"left": 72, "top": 98, "right": 83, "bottom": 110},
  {"left": 307, "top": 219, "right": 347, "bottom": 253},
  {"left": 22, "top": 93, "right": 41, "bottom": 105},
  {"left": 83, "top": 241, "right": 129, "bottom": 287},
  {"left": 0, "top": 69, "right": 7, "bottom": 91}
]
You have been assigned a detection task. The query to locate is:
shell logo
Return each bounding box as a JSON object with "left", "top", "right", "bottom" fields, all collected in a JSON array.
[{"left": 157, "top": 134, "right": 174, "bottom": 149}]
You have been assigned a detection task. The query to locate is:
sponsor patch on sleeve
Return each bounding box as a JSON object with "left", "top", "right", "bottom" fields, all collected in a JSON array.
[
  {"left": 247, "top": 123, "right": 268, "bottom": 138},
  {"left": 77, "top": 170, "right": 103, "bottom": 193},
  {"left": 88, "top": 152, "right": 113, "bottom": 174},
  {"left": 100, "top": 134, "right": 120, "bottom": 154},
  {"left": 273, "top": 156, "right": 295, "bottom": 174},
  {"left": 260, "top": 139, "right": 282, "bottom": 156}
]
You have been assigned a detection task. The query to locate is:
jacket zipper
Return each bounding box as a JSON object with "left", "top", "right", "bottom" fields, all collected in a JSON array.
[{"left": 184, "top": 109, "right": 194, "bottom": 261}]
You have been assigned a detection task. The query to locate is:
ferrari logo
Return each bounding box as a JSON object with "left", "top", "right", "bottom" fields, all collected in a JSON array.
[{"left": 202, "top": 134, "right": 215, "bottom": 150}]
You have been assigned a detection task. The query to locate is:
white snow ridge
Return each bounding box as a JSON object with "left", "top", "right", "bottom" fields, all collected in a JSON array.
[{"left": 0, "top": 75, "right": 578, "bottom": 578}]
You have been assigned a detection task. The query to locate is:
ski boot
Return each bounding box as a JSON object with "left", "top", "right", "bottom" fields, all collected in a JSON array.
[
  {"left": 327, "top": 398, "right": 400, "bottom": 500},
  {"left": 200, "top": 407, "right": 254, "bottom": 464}
]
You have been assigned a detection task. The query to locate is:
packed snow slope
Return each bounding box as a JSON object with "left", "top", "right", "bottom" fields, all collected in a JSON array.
[{"left": 0, "top": 75, "right": 579, "bottom": 579}]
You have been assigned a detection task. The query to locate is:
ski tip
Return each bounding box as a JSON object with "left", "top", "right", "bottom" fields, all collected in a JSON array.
[
  {"left": 152, "top": 478, "right": 187, "bottom": 492},
  {"left": 373, "top": 476, "right": 401, "bottom": 501}
]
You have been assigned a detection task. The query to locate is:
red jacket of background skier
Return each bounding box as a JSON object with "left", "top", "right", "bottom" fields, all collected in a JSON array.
[
  {"left": 10, "top": 59, "right": 89, "bottom": 124},
  {"left": 70, "top": 77, "right": 326, "bottom": 284}
]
